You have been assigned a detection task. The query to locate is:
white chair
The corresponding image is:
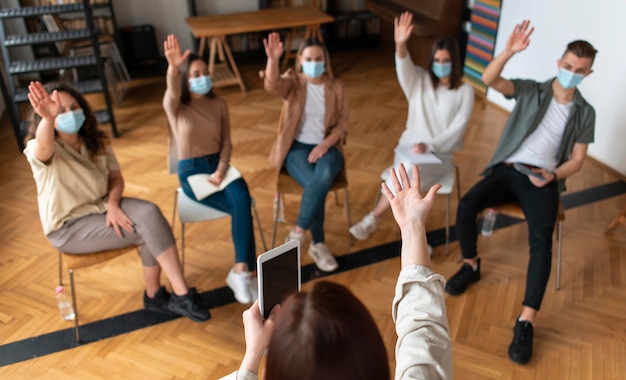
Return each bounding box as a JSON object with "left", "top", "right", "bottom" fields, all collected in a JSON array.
[
  {"left": 168, "top": 132, "right": 267, "bottom": 270},
  {"left": 378, "top": 163, "right": 460, "bottom": 254}
]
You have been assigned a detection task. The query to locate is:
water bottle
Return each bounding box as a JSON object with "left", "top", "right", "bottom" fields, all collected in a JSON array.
[
  {"left": 273, "top": 193, "right": 285, "bottom": 222},
  {"left": 55, "top": 285, "right": 75, "bottom": 321},
  {"left": 481, "top": 208, "right": 497, "bottom": 236}
]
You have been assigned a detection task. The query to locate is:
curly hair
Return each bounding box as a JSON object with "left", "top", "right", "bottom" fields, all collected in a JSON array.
[{"left": 25, "top": 83, "right": 107, "bottom": 160}]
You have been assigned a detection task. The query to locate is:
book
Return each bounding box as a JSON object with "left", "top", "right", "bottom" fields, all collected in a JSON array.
[
  {"left": 186, "top": 166, "right": 242, "bottom": 200},
  {"left": 394, "top": 145, "right": 443, "bottom": 165}
]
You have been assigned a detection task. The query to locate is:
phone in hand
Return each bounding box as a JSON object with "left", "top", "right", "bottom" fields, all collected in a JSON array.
[{"left": 512, "top": 162, "right": 546, "bottom": 181}]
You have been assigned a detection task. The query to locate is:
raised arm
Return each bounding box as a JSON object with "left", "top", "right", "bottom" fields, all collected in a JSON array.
[
  {"left": 394, "top": 11, "right": 414, "bottom": 60},
  {"left": 263, "top": 32, "right": 283, "bottom": 84},
  {"left": 482, "top": 20, "right": 534, "bottom": 97},
  {"left": 27, "top": 81, "right": 63, "bottom": 162},
  {"left": 394, "top": 12, "right": 422, "bottom": 99},
  {"left": 163, "top": 34, "right": 191, "bottom": 114}
]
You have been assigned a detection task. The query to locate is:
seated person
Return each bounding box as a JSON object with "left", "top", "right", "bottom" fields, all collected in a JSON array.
[
  {"left": 350, "top": 12, "right": 474, "bottom": 249},
  {"left": 221, "top": 164, "right": 452, "bottom": 379},
  {"left": 445, "top": 21, "right": 597, "bottom": 364},
  {"left": 24, "top": 81, "right": 209, "bottom": 322},
  {"left": 263, "top": 32, "right": 349, "bottom": 272},
  {"left": 163, "top": 34, "right": 258, "bottom": 304}
]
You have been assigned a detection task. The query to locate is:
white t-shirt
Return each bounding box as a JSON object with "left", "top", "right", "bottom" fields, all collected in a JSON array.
[
  {"left": 295, "top": 81, "right": 325, "bottom": 145},
  {"left": 506, "top": 97, "right": 572, "bottom": 171}
]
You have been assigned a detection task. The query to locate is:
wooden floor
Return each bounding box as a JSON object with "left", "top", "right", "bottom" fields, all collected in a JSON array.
[{"left": 1, "top": 45, "right": 625, "bottom": 379}]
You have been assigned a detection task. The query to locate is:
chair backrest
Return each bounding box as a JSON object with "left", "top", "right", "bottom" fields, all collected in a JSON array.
[{"left": 168, "top": 124, "right": 179, "bottom": 175}]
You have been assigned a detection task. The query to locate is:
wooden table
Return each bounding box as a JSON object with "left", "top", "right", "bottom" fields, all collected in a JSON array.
[{"left": 185, "top": 7, "right": 334, "bottom": 92}]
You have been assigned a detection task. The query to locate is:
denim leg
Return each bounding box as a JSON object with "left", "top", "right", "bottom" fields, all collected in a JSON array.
[
  {"left": 178, "top": 155, "right": 256, "bottom": 271},
  {"left": 514, "top": 178, "right": 559, "bottom": 311},
  {"left": 284, "top": 142, "right": 343, "bottom": 243},
  {"left": 456, "top": 165, "right": 517, "bottom": 259}
]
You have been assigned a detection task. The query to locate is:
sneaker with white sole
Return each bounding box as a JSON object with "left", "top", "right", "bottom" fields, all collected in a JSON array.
[
  {"left": 349, "top": 212, "right": 378, "bottom": 240},
  {"left": 308, "top": 242, "right": 338, "bottom": 272},
  {"left": 248, "top": 274, "right": 259, "bottom": 302},
  {"left": 428, "top": 244, "right": 433, "bottom": 256},
  {"left": 226, "top": 269, "right": 253, "bottom": 304},
  {"left": 285, "top": 228, "right": 306, "bottom": 245}
]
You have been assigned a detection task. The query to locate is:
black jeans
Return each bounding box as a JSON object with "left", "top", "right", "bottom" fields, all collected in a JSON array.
[{"left": 456, "top": 164, "right": 559, "bottom": 310}]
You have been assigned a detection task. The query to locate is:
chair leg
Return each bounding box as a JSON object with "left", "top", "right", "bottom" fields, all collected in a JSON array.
[
  {"left": 69, "top": 269, "right": 80, "bottom": 342},
  {"left": 181, "top": 223, "right": 186, "bottom": 274},
  {"left": 171, "top": 190, "right": 178, "bottom": 230},
  {"left": 272, "top": 205, "right": 279, "bottom": 248},
  {"left": 445, "top": 193, "right": 450, "bottom": 255},
  {"left": 58, "top": 251, "right": 63, "bottom": 286},
  {"left": 556, "top": 220, "right": 563, "bottom": 291},
  {"left": 252, "top": 202, "right": 268, "bottom": 252},
  {"left": 454, "top": 165, "right": 461, "bottom": 201},
  {"left": 344, "top": 189, "right": 353, "bottom": 245}
]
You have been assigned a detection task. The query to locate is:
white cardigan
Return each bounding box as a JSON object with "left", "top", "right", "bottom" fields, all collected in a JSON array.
[{"left": 395, "top": 54, "right": 474, "bottom": 161}]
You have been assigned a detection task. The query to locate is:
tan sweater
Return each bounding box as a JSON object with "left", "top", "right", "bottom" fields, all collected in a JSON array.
[
  {"left": 163, "top": 70, "right": 231, "bottom": 166},
  {"left": 264, "top": 70, "right": 349, "bottom": 168},
  {"left": 24, "top": 140, "right": 120, "bottom": 234}
]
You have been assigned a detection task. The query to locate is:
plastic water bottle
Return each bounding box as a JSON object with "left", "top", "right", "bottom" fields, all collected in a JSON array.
[
  {"left": 481, "top": 208, "right": 497, "bottom": 236},
  {"left": 55, "top": 285, "right": 75, "bottom": 321},
  {"left": 273, "top": 193, "right": 285, "bottom": 222}
]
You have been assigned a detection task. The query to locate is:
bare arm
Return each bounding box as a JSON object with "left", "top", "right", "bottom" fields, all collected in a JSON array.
[
  {"left": 529, "top": 143, "right": 588, "bottom": 187},
  {"left": 263, "top": 32, "right": 283, "bottom": 83},
  {"left": 394, "top": 11, "right": 413, "bottom": 59},
  {"left": 27, "top": 82, "right": 63, "bottom": 162},
  {"left": 482, "top": 20, "right": 534, "bottom": 97},
  {"left": 163, "top": 34, "right": 191, "bottom": 114}
]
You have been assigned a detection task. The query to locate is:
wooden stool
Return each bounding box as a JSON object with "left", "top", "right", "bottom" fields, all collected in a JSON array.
[
  {"left": 606, "top": 205, "right": 626, "bottom": 233},
  {"left": 59, "top": 247, "right": 138, "bottom": 342}
]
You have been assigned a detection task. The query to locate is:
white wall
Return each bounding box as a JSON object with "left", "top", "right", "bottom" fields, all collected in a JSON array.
[{"left": 487, "top": 0, "right": 626, "bottom": 175}]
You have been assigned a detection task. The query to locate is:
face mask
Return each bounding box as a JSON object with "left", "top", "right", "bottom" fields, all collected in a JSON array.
[
  {"left": 189, "top": 75, "right": 213, "bottom": 95},
  {"left": 301, "top": 61, "right": 325, "bottom": 78},
  {"left": 55, "top": 109, "right": 86, "bottom": 134},
  {"left": 432, "top": 62, "right": 452, "bottom": 78},
  {"left": 556, "top": 68, "right": 584, "bottom": 89}
]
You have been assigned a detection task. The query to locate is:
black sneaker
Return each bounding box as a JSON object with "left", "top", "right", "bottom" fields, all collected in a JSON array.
[
  {"left": 445, "top": 258, "right": 481, "bottom": 295},
  {"left": 144, "top": 286, "right": 176, "bottom": 315},
  {"left": 508, "top": 319, "right": 534, "bottom": 364},
  {"left": 168, "top": 290, "right": 211, "bottom": 322}
]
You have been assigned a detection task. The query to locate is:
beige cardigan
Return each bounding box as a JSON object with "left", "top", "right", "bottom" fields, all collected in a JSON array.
[{"left": 264, "top": 70, "right": 349, "bottom": 168}]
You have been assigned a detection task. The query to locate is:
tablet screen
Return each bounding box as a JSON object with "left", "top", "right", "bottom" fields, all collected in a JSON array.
[{"left": 258, "top": 241, "right": 301, "bottom": 319}]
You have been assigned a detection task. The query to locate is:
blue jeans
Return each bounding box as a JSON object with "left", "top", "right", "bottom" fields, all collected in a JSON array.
[
  {"left": 284, "top": 141, "right": 344, "bottom": 243},
  {"left": 456, "top": 163, "right": 559, "bottom": 310},
  {"left": 178, "top": 154, "right": 256, "bottom": 271}
]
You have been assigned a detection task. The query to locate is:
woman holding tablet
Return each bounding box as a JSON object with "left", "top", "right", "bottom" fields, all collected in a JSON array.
[{"left": 221, "top": 164, "right": 452, "bottom": 379}]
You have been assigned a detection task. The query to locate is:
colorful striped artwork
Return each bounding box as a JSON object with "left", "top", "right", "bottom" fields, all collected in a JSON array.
[{"left": 463, "top": 0, "right": 502, "bottom": 95}]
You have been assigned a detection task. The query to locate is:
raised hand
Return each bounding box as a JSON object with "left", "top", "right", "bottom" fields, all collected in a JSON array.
[
  {"left": 164, "top": 34, "right": 191, "bottom": 68},
  {"left": 505, "top": 20, "right": 534, "bottom": 54},
  {"left": 263, "top": 32, "right": 284, "bottom": 61},
  {"left": 382, "top": 164, "right": 440, "bottom": 230},
  {"left": 394, "top": 11, "right": 414, "bottom": 44},
  {"left": 27, "top": 81, "right": 62, "bottom": 121}
]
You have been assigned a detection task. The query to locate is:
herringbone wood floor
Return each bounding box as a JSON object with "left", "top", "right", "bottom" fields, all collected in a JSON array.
[{"left": 0, "top": 45, "right": 624, "bottom": 379}]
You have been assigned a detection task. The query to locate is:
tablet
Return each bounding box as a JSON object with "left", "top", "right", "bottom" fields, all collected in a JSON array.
[{"left": 257, "top": 239, "right": 301, "bottom": 319}]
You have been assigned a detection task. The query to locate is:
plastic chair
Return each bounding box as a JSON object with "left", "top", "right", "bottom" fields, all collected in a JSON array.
[
  {"left": 58, "top": 246, "right": 138, "bottom": 342},
  {"left": 377, "top": 163, "right": 460, "bottom": 254},
  {"left": 167, "top": 131, "right": 267, "bottom": 269},
  {"left": 458, "top": 201, "right": 566, "bottom": 290}
]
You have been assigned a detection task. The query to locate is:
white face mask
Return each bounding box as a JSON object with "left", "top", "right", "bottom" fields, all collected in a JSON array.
[
  {"left": 55, "top": 109, "right": 86, "bottom": 134},
  {"left": 556, "top": 68, "right": 584, "bottom": 89}
]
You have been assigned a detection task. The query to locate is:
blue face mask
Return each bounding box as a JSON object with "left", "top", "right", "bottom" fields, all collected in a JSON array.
[
  {"left": 432, "top": 62, "right": 452, "bottom": 78},
  {"left": 556, "top": 68, "right": 584, "bottom": 89},
  {"left": 189, "top": 75, "right": 213, "bottom": 95},
  {"left": 302, "top": 61, "right": 325, "bottom": 78},
  {"left": 55, "top": 109, "right": 86, "bottom": 134}
]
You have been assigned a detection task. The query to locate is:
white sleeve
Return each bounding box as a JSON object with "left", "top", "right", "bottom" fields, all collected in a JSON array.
[
  {"left": 218, "top": 370, "right": 259, "bottom": 380},
  {"left": 393, "top": 265, "right": 453, "bottom": 380},
  {"left": 395, "top": 54, "right": 425, "bottom": 100}
]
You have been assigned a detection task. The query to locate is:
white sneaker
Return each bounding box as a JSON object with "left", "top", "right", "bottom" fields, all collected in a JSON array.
[
  {"left": 285, "top": 228, "right": 305, "bottom": 245},
  {"left": 226, "top": 269, "right": 252, "bottom": 304},
  {"left": 308, "top": 242, "right": 338, "bottom": 272},
  {"left": 248, "top": 274, "right": 258, "bottom": 302},
  {"left": 428, "top": 244, "right": 433, "bottom": 257},
  {"left": 349, "top": 212, "right": 378, "bottom": 240}
]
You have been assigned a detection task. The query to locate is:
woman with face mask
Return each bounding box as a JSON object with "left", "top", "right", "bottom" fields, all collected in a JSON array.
[
  {"left": 263, "top": 32, "right": 349, "bottom": 272},
  {"left": 23, "top": 82, "right": 210, "bottom": 322},
  {"left": 163, "top": 34, "right": 258, "bottom": 304},
  {"left": 349, "top": 11, "right": 475, "bottom": 247}
]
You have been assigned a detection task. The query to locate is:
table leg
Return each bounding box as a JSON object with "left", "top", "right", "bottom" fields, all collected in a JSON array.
[
  {"left": 198, "top": 37, "right": 207, "bottom": 56},
  {"left": 219, "top": 36, "right": 246, "bottom": 92},
  {"left": 282, "top": 27, "right": 297, "bottom": 71},
  {"left": 208, "top": 37, "right": 218, "bottom": 76}
]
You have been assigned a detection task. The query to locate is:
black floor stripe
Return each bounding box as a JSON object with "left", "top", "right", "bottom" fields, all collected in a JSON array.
[{"left": 1, "top": 180, "right": 624, "bottom": 367}]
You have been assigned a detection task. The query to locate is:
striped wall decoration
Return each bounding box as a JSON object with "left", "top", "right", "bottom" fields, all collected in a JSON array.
[{"left": 463, "top": 0, "right": 502, "bottom": 94}]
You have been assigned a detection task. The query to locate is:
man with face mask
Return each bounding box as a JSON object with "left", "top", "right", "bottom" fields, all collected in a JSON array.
[{"left": 444, "top": 20, "right": 596, "bottom": 364}]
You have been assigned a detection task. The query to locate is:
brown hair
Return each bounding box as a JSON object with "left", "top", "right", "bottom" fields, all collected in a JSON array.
[
  {"left": 563, "top": 40, "right": 597, "bottom": 65},
  {"left": 179, "top": 53, "right": 215, "bottom": 104},
  {"left": 429, "top": 37, "right": 463, "bottom": 90},
  {"left": 294, "top": 37, "right": 331, "bottom": 75},
  {"left": 25, "top": 83, "right": 106, "bottom": 159},
  {"left": 265, "top": 281, "right": 390, "bottom": 380}
]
